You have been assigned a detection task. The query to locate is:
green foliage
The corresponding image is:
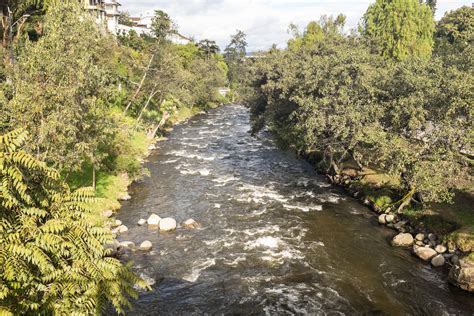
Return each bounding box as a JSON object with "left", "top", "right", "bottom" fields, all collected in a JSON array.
[
  {"left": 151, "top": 10, "right": 175, "bottom": 42},
  {"left": 245, "top": 8, "right": 472, "bottom": 206},
  {"left": 0, "top": 129, "right": 146, "bottom": 315},
  {"left": 2, "top": 1, "right": 115, "bottom": 174},
  {"left": 362, "top": 0, "right": 435, "bottom": 60},
  {"left": 435, "top": 6, "right": 474, "bottom": 59}
]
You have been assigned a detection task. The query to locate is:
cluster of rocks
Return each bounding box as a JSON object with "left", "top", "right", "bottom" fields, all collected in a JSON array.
[
  {"left": 326, "top": 173, "right": 472, "bottom": 293},
  {"left": 105, "top": 212, "right": 199, "bottom": 256}
]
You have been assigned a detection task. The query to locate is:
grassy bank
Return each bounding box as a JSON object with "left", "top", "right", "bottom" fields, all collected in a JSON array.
[
  {"left": 67, "top": 104, "right": 215, "bottom": 218},
  {"left": 341, "top": 165, "right": 474, "bottom": 258}
]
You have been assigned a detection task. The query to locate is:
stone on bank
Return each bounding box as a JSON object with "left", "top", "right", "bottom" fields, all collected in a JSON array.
[
  {"left": 392, "top": 233, "right": 414, "bottom": 247},
  {"left": 414, "top": 246, "right": 437, "bottom": 261},
  {"left": 449, "top": 259, "right": 474, "bottom": 292}
]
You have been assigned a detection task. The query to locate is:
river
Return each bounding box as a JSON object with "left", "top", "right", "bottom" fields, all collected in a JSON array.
[{"left": 115, "top": 104, "right": 474, "bottom": 315}]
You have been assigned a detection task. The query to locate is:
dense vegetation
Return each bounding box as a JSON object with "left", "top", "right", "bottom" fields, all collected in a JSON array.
[
  {"left": 244, "top": 2, "right": 473, "bottom": 218},
  {"left": 0, "top": 1, "right": 227, "bottom": 313}
]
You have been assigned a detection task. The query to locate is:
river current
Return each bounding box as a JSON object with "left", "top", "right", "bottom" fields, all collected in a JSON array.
[{"left": 115, "top": 105, "right": 473, "bottom": 315}]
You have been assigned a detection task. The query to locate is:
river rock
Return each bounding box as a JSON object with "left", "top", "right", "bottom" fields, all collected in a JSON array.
[
  {"left": 106, "top": 239, "right": 121, "bottom": 255},
  {"left": 112, "top": 219, "right": 122, "bottom": 227},
  {"left": 148, "top": 144, "right": 157, "bottom": 151},
  {"left": 120, "top": 241, "right": 135, "bottom": 249},
  {"left": 139, "top": 240, "right": 153, "bottom": 251},
  {"left": 431, "top": 254, "right": 446, "bottom": 267},
  {"left": 449, "top": 259, "right": 474, "bottom": 292},
  {"left": 385, "top": 214, "right": 395, "bottom": 223},
  {"left": 414, "top": 247, "right": 437, "bottom": 261},
  {"left": 159, "top": 218, "right": 177, "bottom": 232},
  {"left": 451, "top": 255, "right": 460, "bottom": 266},
  {"left": 394, "top": 221, "right": 407, "bottom": 230},
  {"left": 378, "top": 214, "right": 387, "bottom": 224},
  {"left": 138, "top": 218, "right": 147, "bottom": 226},
  {"left": 147, "top": 214, "right": 162, "bottom": 226},
  {"left": 116, "top": 225, "right": 129, "bottom": 234},
  {"left": 435, "top": 245, "right": 447, "bottom": 254},
  {"left": 102, "top": 210, "right": 114, "bottom": 218},
  {"left": 120, "top": 193, "right": 132, "bottom": 201},
  {"left": 428, "top": 233, "right": 437, "bottom": 242},
  {"left": 183, "top": 219, "right": 199, "bottom": 229},
  {"left": 415, "top": 233, "right": 425, "bottom": 241},
  {"left": 392, "top": 233, "right": 414, "bottom": 247}
]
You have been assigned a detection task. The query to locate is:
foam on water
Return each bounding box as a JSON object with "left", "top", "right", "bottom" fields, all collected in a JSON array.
[
  {"left": 283, "top": 204, "right": 323, "bottom": 212},
  {"left": 182, "top": 258, "right": 216, "bottom": 282}
]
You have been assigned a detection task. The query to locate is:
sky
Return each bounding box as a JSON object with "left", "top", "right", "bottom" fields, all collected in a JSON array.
[{"left": 119, "top": 0, "right": 472, "bottom": 52}]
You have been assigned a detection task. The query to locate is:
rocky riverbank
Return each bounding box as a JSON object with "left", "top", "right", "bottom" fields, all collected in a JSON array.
[{"left": 327, "top": 172, "right": 474, "bottom": 293}]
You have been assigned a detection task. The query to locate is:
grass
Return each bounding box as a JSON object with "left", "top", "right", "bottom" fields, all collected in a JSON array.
[{"left": 68, "top": 104, "right": 209, "bottom": 218}]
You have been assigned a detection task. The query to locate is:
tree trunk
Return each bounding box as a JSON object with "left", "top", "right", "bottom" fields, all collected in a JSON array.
[
  {"left": 92, "top": 165, "right": 96, "bottom": 191},
  {"left": 124, "top": 54, "right": 155, "bottom": 114},
  {"left": 149, "top": 111, "right": 170, "bottom": 139},
  {"left": 137, "top": 88, "right": 159, "bottom": 123},
  {"left": 397, "top": 187, "right": 416, "bottom": 213}
]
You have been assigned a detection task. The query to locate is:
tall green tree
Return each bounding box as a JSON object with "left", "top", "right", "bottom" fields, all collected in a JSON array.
[
  {"left": 2, "top": 1, "right": 115, "bottom": 175},
  {"left": 150, "top": 10, "right": 175, "bottom": 43},
  {"left": 435, "top": 6, "right": 474, "bottom": 55},
  {"left": 362, "top": 0, "right": 435, "bottom": 60},
  {"left": 198, "top": 39, "right": 220, "bottom": 59},
  {"left": 0, "top": 129, "right": 146, "bottom": 315},
  {"left": 224, "top": 30, "right": 247, "bottom": 86}
]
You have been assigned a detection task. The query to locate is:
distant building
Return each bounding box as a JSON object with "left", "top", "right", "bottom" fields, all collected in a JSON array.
[
  {"left": 81, "top": 0, "right": 121, "bottom": 34},
  {"left": 83, "top": 0, "right": 106, "bottom": 25},
  {"left": 103, "top": 0, "right": 121, "bottom": 34}
]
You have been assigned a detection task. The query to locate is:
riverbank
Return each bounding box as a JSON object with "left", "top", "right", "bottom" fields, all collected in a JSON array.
[
  {"left": 317, "top": 161, "right": 474, "bottom": 292},
  {"left": 68, "top": 105, "right": 214, "bottom": 224},
  {"left": 111, "top": 104, "right": 474, "bottom": 314}
]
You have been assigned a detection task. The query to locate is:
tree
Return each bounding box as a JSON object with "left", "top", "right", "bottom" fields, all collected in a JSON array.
[
  {"left": 435, "top": 6, "right": 474, "bottom": 55},
  {"left": 2, "top": 1, "right": 115, "bottom": 175},
  {"left": 198, "top": 39, "right": 220, "bottom": 59},
  {"left": 224, "top": 30, "right": 248, "bottom": 85},
  {"left": 118, "top": 11, "right": 134, "bottom": 27},
  {"left": 362, "top": 0, "right": 435, "bottom": 60},
  {"left": 150, "top": 9, "right": 175, "bottom": 42},
  {"left": 224, "top": 30, "right": 247, "bottom": 63},
  {"left": 0, "top": 129, "right": 146, "bottom": 315}
]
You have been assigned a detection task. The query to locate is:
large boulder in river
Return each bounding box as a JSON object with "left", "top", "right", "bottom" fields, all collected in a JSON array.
[
  {"left": 147, "top": 214, "right": 162, "bottom": 226},
  {"left": 116, "top": 225, "right": 129, "bottom": 234},
  {"left": 139, "top": 240, "right": 153, "bottom": 251},
  {"left": 449, "top": 259, "right": 474, "bottom": 292},
  {"left": 392, "top": 233, "right": 414, "bottom": 247},
  {"left": 159, "top": 218, "right": 177, "bottom": 232},
  {"left": 414, "top": 246, "right": 437, "bottom": 261},
  {"left": 183, "top": 219, "right": 199, "bottom": 229}
]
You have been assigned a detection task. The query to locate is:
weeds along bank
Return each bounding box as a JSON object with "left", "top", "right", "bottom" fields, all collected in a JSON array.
[
  {"left": 242, "top": 2, "right": 473, "bottom": 291},
  {"left": 0, "top": 1, "right": 228, "bottom": 314}
]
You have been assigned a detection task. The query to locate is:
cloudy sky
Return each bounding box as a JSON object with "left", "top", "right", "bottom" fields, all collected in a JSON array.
[{"left": 119, "top": 0, "right": 472, "bottom": 51}]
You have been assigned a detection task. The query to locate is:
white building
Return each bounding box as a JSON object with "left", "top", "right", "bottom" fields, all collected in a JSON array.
[
  {"left": 82, "top": 0, "right": 121, "bottom": 34},
  {"left": 104, "top": 0, "right": 121, "bottom": 34}
]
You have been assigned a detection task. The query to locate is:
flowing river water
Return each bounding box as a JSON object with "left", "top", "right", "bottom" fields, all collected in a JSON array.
[{"left": 116, "top": 105, "right": 474, "bottom": 315}]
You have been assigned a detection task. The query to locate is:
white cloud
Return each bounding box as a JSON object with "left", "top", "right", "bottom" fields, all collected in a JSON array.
[{"left": 119, "top": 0, "right": 472, "bottom": 52}]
